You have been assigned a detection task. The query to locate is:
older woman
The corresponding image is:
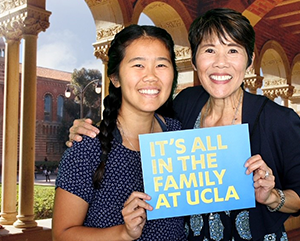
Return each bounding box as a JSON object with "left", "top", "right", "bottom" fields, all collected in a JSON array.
[
  {"left": 175, "top": 8, "right": 300, "bottom": 241},
  {"left": 67, "top": 8, "right": 300, "bottom": 241}
]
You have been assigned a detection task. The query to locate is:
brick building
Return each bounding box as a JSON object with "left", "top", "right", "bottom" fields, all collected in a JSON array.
[{"left": 0, "top": 37, "right": 72, "bottom": 164}]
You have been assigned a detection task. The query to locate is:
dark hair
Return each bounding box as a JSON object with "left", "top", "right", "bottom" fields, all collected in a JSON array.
[
  {"left": 93, "top": 24, "right": 178, "bottom": 188},
  {"left": 189, "top": 8, "right": 255, "bottom": 68}
]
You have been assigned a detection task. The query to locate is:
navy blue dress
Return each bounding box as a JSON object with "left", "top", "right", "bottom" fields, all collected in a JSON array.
[{"left": 56, "top": 116, "right": 187, "bottom": 241}]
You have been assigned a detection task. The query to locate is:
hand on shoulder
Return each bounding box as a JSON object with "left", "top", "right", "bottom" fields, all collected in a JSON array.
[{"left": 66, "top": 118, "right": 99, "bottom": 147}]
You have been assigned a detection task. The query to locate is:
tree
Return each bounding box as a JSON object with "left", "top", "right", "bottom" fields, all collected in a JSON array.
[
  {"left": 57, "top": 68, "right": 102, "bottom": 145},
  {"left": 69, "top": 67, "right": 102, "bottom": 123},
  {"left": 57, "top": 100, "right": 79, "bottom": 148}
]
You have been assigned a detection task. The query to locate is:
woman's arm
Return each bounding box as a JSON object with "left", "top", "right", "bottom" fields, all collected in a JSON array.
[
  {"left": 266, "top": 189, "right": 300, "bottom": 213},
  {"left": 52, "top": 188, "right": 153, "bottom": 241}
]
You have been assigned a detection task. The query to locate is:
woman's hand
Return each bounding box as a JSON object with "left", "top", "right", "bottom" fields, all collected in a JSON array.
[
  {"left": 245, "top": 154, "right": 300, "bottom": 213},
  {"left": 66, "top": 118, "right": 99, "bottom": 147},
  {"left": 245, "top": 154, "right": 275, "bottom": 205},
  {"left": 121, "top": 192, "right": 153, "bottom": 240}
]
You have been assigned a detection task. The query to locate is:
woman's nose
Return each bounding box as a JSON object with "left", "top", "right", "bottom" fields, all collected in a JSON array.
[
  {"left": 213, "top": 53, "right": 229, "bottom": 68},
  {"left": 143, "top": 67, "right": 158, "bottom": 82}
]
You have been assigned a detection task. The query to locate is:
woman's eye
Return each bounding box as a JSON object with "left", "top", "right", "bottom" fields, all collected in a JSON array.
[
  {"left": 229, "top": 49, "right": 238, "bottom": 53},
  {"left": 205, "top": 48, "right": 214, "bottom": 53},
  {"left": 134, "top": 64, "right": 143, "bottom": 68},
  {"left": 157, "top": 64, "right": 167, "bottom": 68}
]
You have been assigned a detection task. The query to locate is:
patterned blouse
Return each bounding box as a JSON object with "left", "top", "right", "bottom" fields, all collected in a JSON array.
[{"left": 56, "top": 116, "right": 187, "bottom": 241}]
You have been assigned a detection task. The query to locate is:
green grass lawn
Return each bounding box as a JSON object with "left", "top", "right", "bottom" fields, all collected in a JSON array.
[{"left": 0, "top": 184, "right": 55, "bottom": 220}]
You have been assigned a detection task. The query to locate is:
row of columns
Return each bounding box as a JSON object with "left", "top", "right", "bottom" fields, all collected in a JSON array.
[{"left": 0, "top": 2, "right": 51, "bottom": 228}]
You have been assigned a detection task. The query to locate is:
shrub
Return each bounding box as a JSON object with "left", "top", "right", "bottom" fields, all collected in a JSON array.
[
  {"left": 0, "top": 184, "right": 55, "bottom": 220},
  {"left": 34, "top": 185, "right": 55, "bottom": 219}
]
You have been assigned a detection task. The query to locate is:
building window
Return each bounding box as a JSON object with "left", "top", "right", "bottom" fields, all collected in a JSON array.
[
  {"left": 54, "top": 143, "right": 60, "bottom": 154},
  {"left": 46, "top": 142, "right": 54, "bottom": 154},
  {"left": 57, "top": 95, "right": 64, "bottom": 122},
  {"left": 44, "top": 94, "right": 52, "bottom": 121}
]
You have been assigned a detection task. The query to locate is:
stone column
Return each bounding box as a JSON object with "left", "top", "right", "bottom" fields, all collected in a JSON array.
[
  {"left": 13, "top": 5, "right": 50, "bottom": 229},
  {"left": 101, "top": 62, "right": 109, "bottom": 99},
  {"left": 0, "top": 2, "right": 25, "bottom": 225},
  {"left": 94, "top": 42, "right": 110, "bottom": 118},
  {"left": 14, "top": 33, "right": 38, "bottom": 228},
  {"left": 0, "top": 37, "right": 21, "bottom": 225}
]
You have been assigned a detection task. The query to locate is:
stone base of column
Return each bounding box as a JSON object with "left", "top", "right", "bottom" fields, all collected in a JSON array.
[
  {"left": 0, "top": 212, "right": 17, "bottom": 225},
  {"left": 13, "top": 215, "right": 37, "bottom": 228}
]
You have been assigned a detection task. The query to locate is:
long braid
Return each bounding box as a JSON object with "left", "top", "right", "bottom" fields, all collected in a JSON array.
[{"left": 93, "top": 83, "right": 121, "bottom": 188}]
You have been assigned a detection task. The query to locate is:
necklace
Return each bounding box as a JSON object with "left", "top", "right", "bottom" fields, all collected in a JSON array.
[
  {"left": 200, "top": 89, "right": 243, "bottom": 127},
  {"left": 117, "top": 117, "right": 155, "bottom": 152}
]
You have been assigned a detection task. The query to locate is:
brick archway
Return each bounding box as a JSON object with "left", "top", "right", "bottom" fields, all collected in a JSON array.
[
  {"left": 260, "top": 40, "right": 290, "bottom": 82},
  {"left": 259, "top": 40, "right": 293, "bottom": 101},
  {"left": 132, "top": 0, "right": 192, "bottom": 47}
]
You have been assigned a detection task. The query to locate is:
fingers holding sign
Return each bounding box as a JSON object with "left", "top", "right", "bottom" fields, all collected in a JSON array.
[
  {"left": 121, "top": 192, "right": 153, "bottom": 240},
  {"left": 245, "top": 154, "right": 275, "bottom": 205}
]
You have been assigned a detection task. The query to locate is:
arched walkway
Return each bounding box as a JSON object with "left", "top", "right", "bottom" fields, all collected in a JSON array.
[
  {"left": 259, "top": 40, "right": 293, "bottom": 103},
  {"left": 0, "top": 1, "right": 299, "bottom": 239}
]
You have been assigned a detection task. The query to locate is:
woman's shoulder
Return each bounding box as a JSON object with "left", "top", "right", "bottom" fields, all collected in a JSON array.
[
  {"left": 57, "top": 136, "right": 101, "bottom": 202},
  {"left": 72, "top": 135, "right": 100, "bottom": 148},
  {"left": 58, "top": 136, "right": 101, "bottom": 179},
  {"left": 251, "top": 93, "right": 298, "bottom": 117},
  {"left": 244, "top": 91, "right": 300, "bottom": 125},
  {"left": 62, "top": 135, "right": 101, "bottom": 163}
]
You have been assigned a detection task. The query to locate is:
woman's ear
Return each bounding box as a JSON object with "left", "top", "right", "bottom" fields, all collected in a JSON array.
[
  {"left": 247, "top": 53, "right": 255, "bottom": 71},
  {"left": 192, "top": 62, "right": 197, "bottom": 71},
  {"left": 110, "top": 75, "right": 121, "bottom": 88}
]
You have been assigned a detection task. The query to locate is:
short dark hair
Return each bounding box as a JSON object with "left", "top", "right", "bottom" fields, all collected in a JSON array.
[{"left": 189, "top": 8, "right": 255, "bottom": 68}]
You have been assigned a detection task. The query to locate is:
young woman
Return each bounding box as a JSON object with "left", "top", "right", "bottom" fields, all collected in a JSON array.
[{"left": 52, "top": 25, "right": 187, "bottom": 241}]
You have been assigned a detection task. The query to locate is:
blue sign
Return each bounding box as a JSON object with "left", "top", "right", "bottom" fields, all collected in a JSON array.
[{"left": 139, "top": 124, "right": 255, "bottom": 220}]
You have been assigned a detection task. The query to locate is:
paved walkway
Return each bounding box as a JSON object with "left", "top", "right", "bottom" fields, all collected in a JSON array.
[
  {"left": 0, "top": 173, "right": 56, "bottom": 187},
  {"left": 34, "top": 173, "right": 56, "bottom": 186}
]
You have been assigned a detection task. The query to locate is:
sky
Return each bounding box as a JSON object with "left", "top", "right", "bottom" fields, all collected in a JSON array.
[{"left": 32, "top": 0, "right": 153, "bottom": 73}]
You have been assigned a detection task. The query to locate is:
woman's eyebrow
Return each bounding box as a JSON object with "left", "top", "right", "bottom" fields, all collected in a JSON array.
[
  {"left": 157, "top": 57, "right": 171, "bottom": 63},
  {"left": 227, "top": 43, "right": 242, "bottom": 48},
  {"left": 128, "top": 56, "right": 171, "bottom": 63},
  {"left": 128, "top": 57, "right": 145, "bottom": 62},
  {"left": 199, "top": 43, "right": 215, "bottom": 48}
]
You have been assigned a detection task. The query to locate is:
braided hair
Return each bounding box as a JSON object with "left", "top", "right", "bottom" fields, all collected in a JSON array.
[{"left": 93, "top": 25, "right": 178, "bottom": 188}]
